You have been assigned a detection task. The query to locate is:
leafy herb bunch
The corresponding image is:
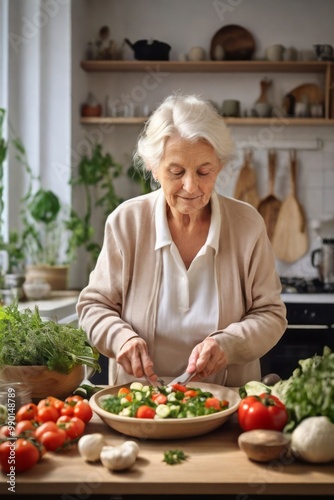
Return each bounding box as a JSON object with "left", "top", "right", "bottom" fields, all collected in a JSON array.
[{"left": 0, "top": 303, "right": 100, "bottom": 374}]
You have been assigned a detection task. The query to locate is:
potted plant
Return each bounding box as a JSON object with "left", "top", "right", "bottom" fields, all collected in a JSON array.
[
  {"left": 0, "top": 302, "right": 101, "bottom": 400},
  {"left": 66, "top": 141, "right": 124, "bottom": 275}
]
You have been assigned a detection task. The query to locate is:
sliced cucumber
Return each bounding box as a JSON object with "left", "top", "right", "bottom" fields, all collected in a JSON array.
[
  {"left": 119, "top": 407, "right": 132, "bottom": 417},
  {"left": 130, "top": 382, "right": 143, "bottom": 391},
  {"left": 167, "top": 392, "right": 177, "bottom": 402},
  {"left": 169, "top": 404, "right": 180, "bottom": 418},
  {"left": 155, "top": 404, "right": 171, "bottom": 418},
  {"left": 120, "top": 396, "right": 131, "bottom": 406},
  {"left": 134, "top": 391, "right": 143, "bottom": 401}
]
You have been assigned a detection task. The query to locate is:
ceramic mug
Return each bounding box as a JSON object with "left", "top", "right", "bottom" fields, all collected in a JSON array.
[
  {"left": 221, "top": 99, "right": 240, "bottom": 117},
  {"left": 266, "top": 44, "right": 285, "bottom": 61}
]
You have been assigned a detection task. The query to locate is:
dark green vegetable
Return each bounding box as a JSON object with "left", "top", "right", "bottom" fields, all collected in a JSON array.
[
  {"left": 0, "top": 302, "right": 101, "bottom": 375},
  {"left": 163, "top": 449, "right": 188, "bottom": 465},
  {"left": 272, "top": 346, "right": 334, "bottom": 433}
]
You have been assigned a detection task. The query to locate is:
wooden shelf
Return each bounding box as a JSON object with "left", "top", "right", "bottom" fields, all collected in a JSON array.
[
  {"left": 80, "top": 116, "right": 334, "bottom": 126},
  {"left": 81, "top": 60, "right": 333, "bottom": 73},
  {"left": 80, "top": 59, "right": 334, "bottom": 122}
]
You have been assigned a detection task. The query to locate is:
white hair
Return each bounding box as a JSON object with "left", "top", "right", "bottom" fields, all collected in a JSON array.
[{"left": 133, "top": 93, "right": 235, "bottom": 177}]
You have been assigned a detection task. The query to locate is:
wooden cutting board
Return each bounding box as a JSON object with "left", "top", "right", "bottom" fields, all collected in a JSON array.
[
  {"left": 272, "top": 150, "right": 309, "bottom": 262},
  {"left": 234, "top": 149, "right": 259, "bottom": 208},
  {"left": 257, "top": 150, "right": 281, "bottom": 241}
]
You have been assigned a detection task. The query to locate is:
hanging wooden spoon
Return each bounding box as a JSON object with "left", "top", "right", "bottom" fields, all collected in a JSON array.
[
  {"left": 257, "top": 149, "right": 282, "bottom": 241},
  {"left": 234, "top": 149, "right": 259, "bottom": 208}
]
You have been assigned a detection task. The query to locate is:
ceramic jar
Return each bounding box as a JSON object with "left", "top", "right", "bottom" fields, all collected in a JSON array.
[{"left": 266, "top": 44, "right": 285, "bottom": 61}]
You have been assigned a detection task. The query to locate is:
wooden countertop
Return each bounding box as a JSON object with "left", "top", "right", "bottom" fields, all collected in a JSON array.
[{"left": 1, "top": 411, "right": 333, "bottom": 497}]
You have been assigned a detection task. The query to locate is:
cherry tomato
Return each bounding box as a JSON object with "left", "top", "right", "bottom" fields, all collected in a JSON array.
[
  {"left": 238, "top": 393, "right": 288, "bottom": 432},
  {"left": 60, "top": 403, "right": 75, "bottom": 417},
  {"left": 118, "top": 387, "right": 132, "bottom": 400},
  {"left": 57, "top": 416, "right": 85, "bottom": 440},
  {"left": 184, "top": 390, "right": 198, "bottom": 398},
  {"left": 35, "top": 421, "right": 59, "bottom": 441},
  {"left": 65, "top": 395, "right": 84, "bottom": 405},
  {"left": 15, "top": 420, "right": 36, "bottom": 436},
  {"left": 0, "top": 425, "right": 10, "bottom": 438},
  {"left": 72, "top": 401, "right": 93, "bottom": 423},
  {"left": 15, "top": 403, "right": 38, "bottom": 422},
  {"left": 151, "top": 393, "right": 167, "bottom": 405},
  {"left": 0, "top": 438, "right": 40, "bottom": 473},
  {"left": 136, "top": 405, "right": 156, "bottom": 419},
  {"left": 38, "top": 397, "right": 64, "bottom": 412},
  {"left": 37, "top": 405, "right": 60, "bottom": 423},
  {"left": 205, "top": 397, "right": 221, "bottom": 410},
  {"left": 38, "top": 428, "right": 67, "bottom": 451},
  {"left": 171, "top": 384, "right": 187, "bottom": 393}
]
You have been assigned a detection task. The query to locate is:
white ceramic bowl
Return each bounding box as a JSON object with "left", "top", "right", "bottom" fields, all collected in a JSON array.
[
  {"left": 90, "top": 382, "right": 240, "bottom": 440},
  {"left": 23, "top": 281, "right": 51, "bottom": 300}
]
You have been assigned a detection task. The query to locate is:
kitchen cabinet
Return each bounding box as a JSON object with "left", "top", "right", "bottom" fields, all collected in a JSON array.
[{"left": 80, "top": 60, "right": 334, "bottom": 126}]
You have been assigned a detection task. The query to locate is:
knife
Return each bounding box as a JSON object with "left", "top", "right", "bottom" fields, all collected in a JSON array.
[{"left": 168, "top": 371, "right": 196, "bottom": 387}]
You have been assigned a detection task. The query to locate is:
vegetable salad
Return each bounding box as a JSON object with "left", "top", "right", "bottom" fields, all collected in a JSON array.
[{"left": 99, "top": 382, "right": 229, "bottom": 419}]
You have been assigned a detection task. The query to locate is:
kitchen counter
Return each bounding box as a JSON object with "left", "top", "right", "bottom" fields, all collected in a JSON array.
[
  {"left": 18, "top": 290, "right": 79, "bottom": 323},
  {"left": 1, "top": 408, "right": 333, "bottom": 497}
]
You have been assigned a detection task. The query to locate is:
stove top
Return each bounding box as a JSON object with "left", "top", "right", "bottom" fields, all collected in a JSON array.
[{"left": 280, "top": 277, "right": 334, "bottom": 294}]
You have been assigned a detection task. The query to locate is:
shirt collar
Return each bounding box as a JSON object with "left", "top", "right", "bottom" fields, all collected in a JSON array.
[{"left": 155, "top": 189, "right": 220, "bottom": 254}]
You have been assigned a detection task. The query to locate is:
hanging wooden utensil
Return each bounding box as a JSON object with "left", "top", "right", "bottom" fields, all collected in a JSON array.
[
  {"left": 257, "top": 149, "right": 281, "bottom": 241},
  {"left": 272, "top": 150, "right": 309, "bottom": 262},
  {"left": 234, "top": 149, "right": 259, "bottom": 208}
]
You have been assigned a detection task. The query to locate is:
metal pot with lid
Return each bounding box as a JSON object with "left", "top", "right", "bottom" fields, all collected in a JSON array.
[
  {"left": 124, "top": 38, "right": 171, "bottom": 60},
  {"left": 311, "top": 238, "right": 334, "bottom": 284}
]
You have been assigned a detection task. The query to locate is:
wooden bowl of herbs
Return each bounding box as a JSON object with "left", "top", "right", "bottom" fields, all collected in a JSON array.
[{"left": 0, "top": 303, "right": 100, "bottom": 401}]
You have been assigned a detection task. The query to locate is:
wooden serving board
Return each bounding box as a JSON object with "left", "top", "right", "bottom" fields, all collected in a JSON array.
[
  {"left": 257, "top": 150, "right": 281, "bottom": 241},
  {"left": 234, "top": 149, "right": 259, "bottom": 208},
  {"left": 272, "top": 150, "right": 308, "bottom": 262}
]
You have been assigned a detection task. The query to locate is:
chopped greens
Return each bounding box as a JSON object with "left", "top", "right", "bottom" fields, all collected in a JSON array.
[
  {"left": 272, "top": 345, "right": 334, "bottom": 432},
  {"left": 0, "top": 302, "right": 100, "bottom": 374},
  {"left": 163, "top": 449, "right": 188, "bottom": 465}
]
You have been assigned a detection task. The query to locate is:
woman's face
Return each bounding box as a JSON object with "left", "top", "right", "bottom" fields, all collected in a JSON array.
[{"left": 156, "top": 136, "right": 222, "bottom": 216}]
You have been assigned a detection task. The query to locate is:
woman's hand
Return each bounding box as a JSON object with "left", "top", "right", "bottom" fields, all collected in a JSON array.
[
  {"left": 186, "top": 337, "right": 228, "bottom": 379},
  {"left": 116, "top": 337, "right": 156, "bottom": 380}
]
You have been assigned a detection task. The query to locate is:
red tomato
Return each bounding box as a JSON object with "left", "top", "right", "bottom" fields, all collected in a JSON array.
[
  {"left": 205, "top": 397, "right": 221, "bottom": 410},
  {"left": 65, "top": 395, "right": 84, "bottom": 404},
  {"left": 60, "top": 403, "right": 75, "bottom": 417},
  {"left": 38, "top": 396, "right": 64, "bottom": 412},
  {"left": 35, "top": 421, "right": 59, "bottom": 441},
  {"left": 0, "top": 425, "right": 10, "bottom": 438},
  {"left": 57, "top": 416, "right": 85, "bottom": 440},
  {"left": 184, "top": 390, "right": 198, "bottom": 398},
  {"left": 15, "top": 403, "right": 38, "bottom": 422},
  {"left": 136, "top": 405, "right": 156, "bottom": 419},
  {"left": 37, "top": 405, "right": 60, "bottom": 423},
  {"left": 38, "top": 428, "right": 67, "bottom": 451},
  {"left": 15, "top": 419, "right": 36, "bottom": 436},
  {"left": 151, "top": 393, "right": 167, "bottom": 405},
  {"left": 0, "top": 438, "right": 40, "bottom": 473},
  {"left": 117, "top": 387, "right": 131, "bottom": 397},
  {"left": 73, "top": 401, "right": 93, "bottom": 423},
  {"left": 238, "top": 393, "right": 288, "bottom": 432},
  {"left": 171, "top": 384, "right": 187, "bottom": 393}
]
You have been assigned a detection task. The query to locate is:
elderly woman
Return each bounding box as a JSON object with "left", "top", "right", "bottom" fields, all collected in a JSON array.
[{"left": 76, "top": 93, "right": 287, "bottom": 387}]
